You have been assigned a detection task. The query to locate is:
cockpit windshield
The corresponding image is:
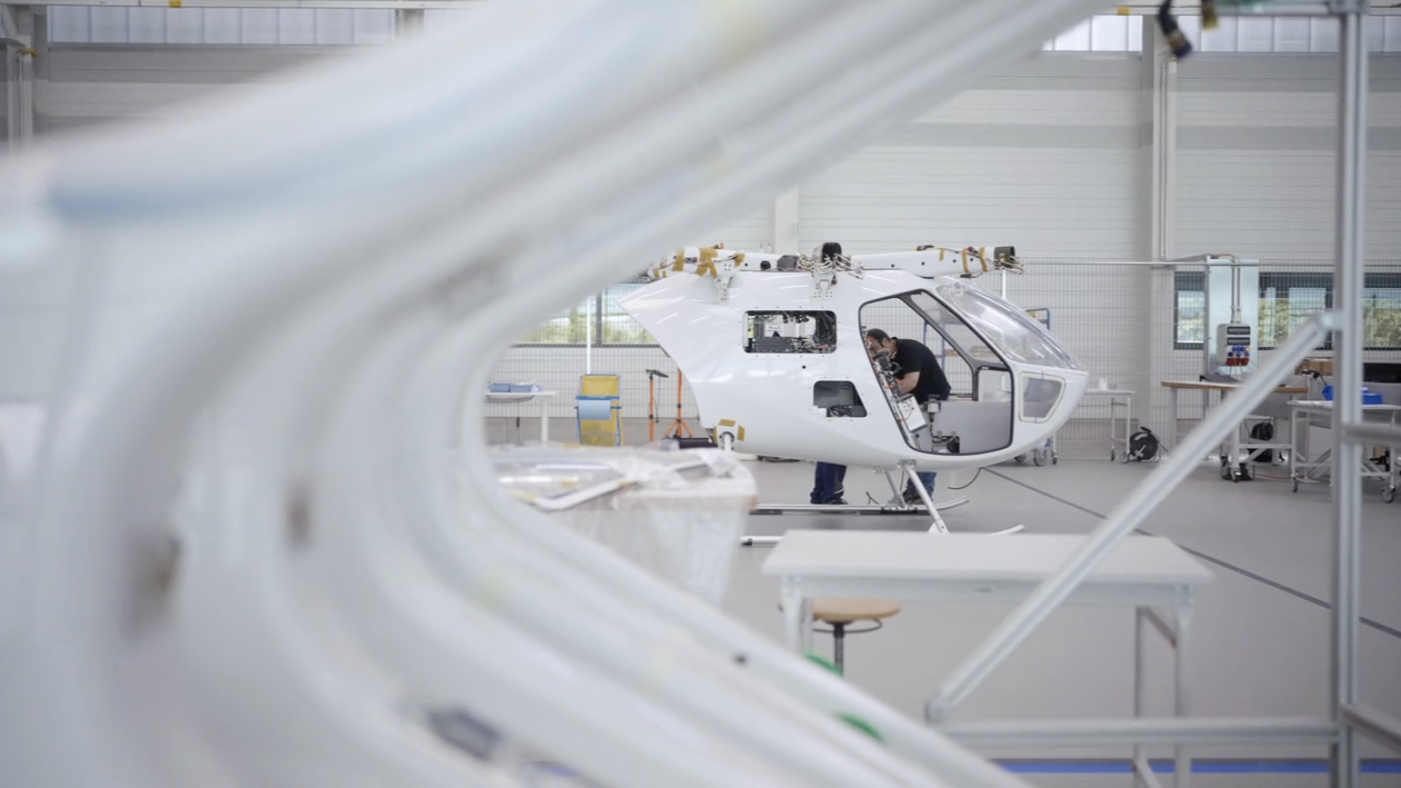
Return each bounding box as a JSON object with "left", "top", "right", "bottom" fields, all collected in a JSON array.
[{"left": 936, "top": 282, "right": 1083, "bottom": 370}]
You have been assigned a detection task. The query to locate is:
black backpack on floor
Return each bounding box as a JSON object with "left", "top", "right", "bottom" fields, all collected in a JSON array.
[
  {"left": 1127, "top": 427, "right": 1159, "bottom": 462},
  {"left": 1249, "top": 421, "right": 1274, "bottom": 464}
]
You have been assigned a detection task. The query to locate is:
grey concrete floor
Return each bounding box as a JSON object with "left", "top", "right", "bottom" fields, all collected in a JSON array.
[{"left": 720, "top": 456, "right": 1401, "bottom": 787}]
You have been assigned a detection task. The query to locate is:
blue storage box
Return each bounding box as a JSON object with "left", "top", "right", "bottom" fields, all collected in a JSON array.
[
  {"left": 1321, "top": 385, "right": 1383, "bottom": 405},
  {"left": 489, "top": 383, "right": 511, "bottom": 393},
  {"left": 509, "top": 383, "right": 538, "bottom": 393}
]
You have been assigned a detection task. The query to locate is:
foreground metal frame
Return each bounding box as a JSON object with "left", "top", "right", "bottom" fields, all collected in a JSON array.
[{"left": 924, "top": 4, "right": 1397, "bottom": 787}]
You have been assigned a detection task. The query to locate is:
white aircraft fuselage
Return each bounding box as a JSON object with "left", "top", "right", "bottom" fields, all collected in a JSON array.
[{"left": 620, "top": 247, "right": 1088, "bottom": 472}]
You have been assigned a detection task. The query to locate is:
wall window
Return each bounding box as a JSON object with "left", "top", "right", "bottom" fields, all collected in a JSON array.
[
  {"left": 1157, "top": 14, "right": 1401, "bottom": 53},
  {"left": 1257, "top": 273, "right": 1329, "bottom": 349},
  {"left": 1174, "top": 271, "right": 1206, "bottom": 349},
  {"left": 1043, "top": 14, "right": 1144, "bottom": 52},
  {"left": 1174, "top": 270, "right": 1401, "bottom": 351},
  {"left": 514, "top": 282, "right": 656, "bottom": 346},
  {"left": 1042, "top": 13, "right": 1401, "bottom": 54},
  {"left": 47, "top": 6, "right": 396, "bottom": 44}
]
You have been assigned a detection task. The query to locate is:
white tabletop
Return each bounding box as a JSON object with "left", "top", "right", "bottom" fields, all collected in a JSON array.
[
  {"left": 1290, "top": 400, "right": 1401, "bottom": 412},
  {"left": 1084, "top": 388, "right": 1134, "bottom": 397},
  {"left": 763, "top": 531, "right": 1213, "bottom": 587}
]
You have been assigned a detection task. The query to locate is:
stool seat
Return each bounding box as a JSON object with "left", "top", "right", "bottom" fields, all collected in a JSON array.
[
  {"left": 779, "top": 598, "right": 901, "bottom": 675},
  {"left": 811, "top": 598, "right": 902, "bottom": 624}
]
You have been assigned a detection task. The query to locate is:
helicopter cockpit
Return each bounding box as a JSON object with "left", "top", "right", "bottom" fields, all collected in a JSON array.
[{"left": 860, "top": 279, "right": 1084, "bottom": 458}]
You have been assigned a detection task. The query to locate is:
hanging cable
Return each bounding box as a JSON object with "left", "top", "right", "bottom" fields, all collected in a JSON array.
[
  {"left": 1158, "top": 0, "right": 1193, "bottom": 60},
  {"left": 949, "top": 467, "right": 981, "bottom": 490}
]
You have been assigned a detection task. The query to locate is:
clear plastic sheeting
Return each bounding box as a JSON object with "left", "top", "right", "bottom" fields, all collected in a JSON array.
[
  {"left": 938, "top": 282, "right": 1084, "bottom": 371},
  {"left": 493, "top": 446, "right": 755, "bottom": 606}
]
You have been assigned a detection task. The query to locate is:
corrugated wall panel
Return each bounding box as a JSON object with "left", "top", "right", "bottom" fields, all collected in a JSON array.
[
  {"left": 800, "top": 58, "right": 1147, "bottom": 259},
  {"left": 1176, "top": 55, "right": 1401, "bottom": 258}
]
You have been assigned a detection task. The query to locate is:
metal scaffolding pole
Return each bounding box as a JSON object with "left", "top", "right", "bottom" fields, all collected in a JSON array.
[{"left": 1331, "top": 2, "right": 1368, "bottom": 786}]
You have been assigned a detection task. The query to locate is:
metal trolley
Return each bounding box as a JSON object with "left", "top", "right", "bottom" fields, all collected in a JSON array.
[{"left": 1288, "top": 400, "right": 1399, "bottom": 503}]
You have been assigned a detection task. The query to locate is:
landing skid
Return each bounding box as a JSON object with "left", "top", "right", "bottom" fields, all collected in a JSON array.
[
  {"left": 741, "top": 464, "right": 1022, "bottom": 546},
  {"left": 749, "top": 497, "right": 969, "bottom": 516}
]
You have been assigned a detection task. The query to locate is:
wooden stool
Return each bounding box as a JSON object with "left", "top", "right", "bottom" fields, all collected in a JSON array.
[{"left": 807, "top": 598, "right": 902, "bottom": 674}]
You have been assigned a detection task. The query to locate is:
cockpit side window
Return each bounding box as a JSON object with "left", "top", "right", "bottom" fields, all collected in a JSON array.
[
  {"left": 859, "top": 292, "right": 1014, "bottom": 455},
  {"left": 743, "top": 311, "right": 836, "bottom": 353}
]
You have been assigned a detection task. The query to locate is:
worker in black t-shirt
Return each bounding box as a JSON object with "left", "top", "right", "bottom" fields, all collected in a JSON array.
[
  {"left": 864, "top": 328, "right": 951, "bottom": 405},
  {"left": 865, "top": 328, "right": 950, "bottom": 502}
]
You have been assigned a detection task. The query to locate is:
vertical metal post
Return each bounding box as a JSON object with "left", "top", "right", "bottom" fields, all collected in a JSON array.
[
  {"left": 585, "top": 292, "right": 593, "bottom": 374},
  {"left": 3, "top": 4, "right": 36, "bottom": 151},
  {"left": 393, "top": 7, "right": 424, "bottom": 38},
  {"left": 1134, "top": 608, "right": 1149, "bottom": 788},
  {"left": 1174, "top": 604, "right": 1194, "bottom": 788},
  {"left": 1331, "top": 3, "right": 1368, "bottom": 786}
]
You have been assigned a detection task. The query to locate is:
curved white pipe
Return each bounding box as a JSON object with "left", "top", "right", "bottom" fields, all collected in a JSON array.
[
  {"left": 387, "top": 324, "right": 942, "bottom": 787},
  {"left": 312, "top": 311, "right": 808, "bottom": 788},
  {"left": 0, "top": 1, "right": 1111, "bottom": 786}
]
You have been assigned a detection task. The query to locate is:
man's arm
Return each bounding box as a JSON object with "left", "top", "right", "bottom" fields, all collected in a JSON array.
[{"left": 897, "top": 372, "right": 919, "bottom": 394}]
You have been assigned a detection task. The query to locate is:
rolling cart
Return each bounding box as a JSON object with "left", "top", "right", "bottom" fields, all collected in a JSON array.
[{"left": 1288, "top": 399, "right": 1399, "bottom": 503}]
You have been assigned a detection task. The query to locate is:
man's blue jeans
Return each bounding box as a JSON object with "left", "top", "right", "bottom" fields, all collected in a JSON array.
[
  {"left": 811, "top": 462, "right": 847, "bottom": 504},
  {"left": 907, "top": 471, "right": 937, "bottom": 499}
]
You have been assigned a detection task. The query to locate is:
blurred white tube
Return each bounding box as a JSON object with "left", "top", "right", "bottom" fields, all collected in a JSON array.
[{"left": 0, "top": 1, "right": 1106, "bottom": 786}]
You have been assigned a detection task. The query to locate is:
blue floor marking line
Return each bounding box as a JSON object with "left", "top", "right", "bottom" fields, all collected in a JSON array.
[
  {"left": 983, "top": 468, "right": 1401, "bottom": 640},
  {"left": 994, "top": 758, "right": 1401, "bottom": 775}
]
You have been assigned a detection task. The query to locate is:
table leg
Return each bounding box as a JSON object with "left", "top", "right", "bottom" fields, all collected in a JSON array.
[
  {"left": 1289, "top": 407, "right": 1300, "bottom": 487},
  {"left": 1228, "top": 391, "right": 1242, "bottom": 473},
  {"left": 1392, "top": 412, "right": 1399, "bottom": 494},
  {"left": 780, "top": 578, "right": 807, "bottom": 653},
  {"left": 1174, "top": 600, "right": 1195, "bottom": 788},
  {"left": 1109, "top": 398, "right": 1119, "bottom": 460},
  {"left": 1204, "top": 389, "right": 1216, "bottom": 457},
  {"left": 1170, "top": 388, "right": 1179, "bottom": 450},
  {"left": 539, "top": 400, "right": 550, "bottom": 444},
  {"left": 800, "top": 598, "right": 814, "bottom": 654},
  {"left": 1134, "top": 607, "right": 1148, "bottom": 787},
  {"left": 1125, "top": 396, "right": 1133, "bottom": 461}
]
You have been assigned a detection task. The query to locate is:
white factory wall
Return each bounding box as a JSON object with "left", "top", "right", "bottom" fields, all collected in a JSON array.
[
  {"left": 1149, "top": 54, "right": 1401, "bottom": 436},
  {"left": 798, "top": 55, "right": 1155, "bottom": 440},
  {"left": 5, "top": 29, "right": 1401, "bottom": 447},
  {"left": 1175, "top": 55, "right": 1401, "bottom": 258}
]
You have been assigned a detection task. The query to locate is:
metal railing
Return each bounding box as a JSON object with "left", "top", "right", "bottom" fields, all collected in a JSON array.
[{"left": 927, "top": 4, "right": 1397, "bottom": 788}]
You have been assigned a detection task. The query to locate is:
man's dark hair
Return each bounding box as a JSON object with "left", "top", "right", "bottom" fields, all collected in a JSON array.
[
  {"left": 865, "top": 328, "right": 890, "bottom": 343},
  {"left": 820, "top": 241, "right": 843, "bottom": 261}
]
